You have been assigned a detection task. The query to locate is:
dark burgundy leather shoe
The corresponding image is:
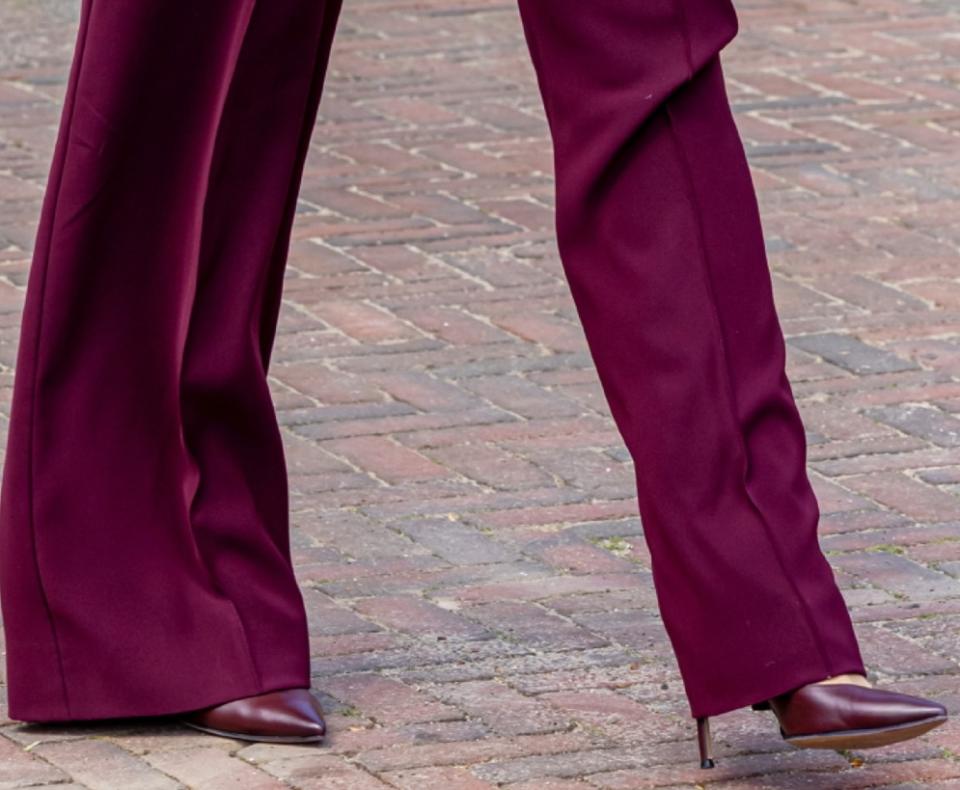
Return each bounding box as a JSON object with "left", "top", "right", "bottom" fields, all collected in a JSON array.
[
  {"left": 179, "top": 688, "right": 326, "bottom": 744},
  {"left": 766, "top": 682, "right": 947, "bottom": 750},
  {"left": 698, "top": 683, "right": 947, "bottom": 768}
]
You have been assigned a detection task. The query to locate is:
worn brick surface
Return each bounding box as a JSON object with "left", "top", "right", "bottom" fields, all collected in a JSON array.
[{"left": 2, "top": 0, "right": 960, "bottom": 787}]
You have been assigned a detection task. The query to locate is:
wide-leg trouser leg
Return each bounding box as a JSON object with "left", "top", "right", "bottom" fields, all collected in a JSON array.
[
  {"left": 0, "top": 0, "right": 342, "bottom": 722},
  {"left": 516, "top": 0, "right": 866, "bottom": 718},
  {"left": 180, "top": 0, "right": 342, "bottom": 715}
]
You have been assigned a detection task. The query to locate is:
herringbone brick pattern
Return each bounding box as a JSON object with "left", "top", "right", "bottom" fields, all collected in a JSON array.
[{"left": 1, "top": 0, "right": 960, "bottom": 787}]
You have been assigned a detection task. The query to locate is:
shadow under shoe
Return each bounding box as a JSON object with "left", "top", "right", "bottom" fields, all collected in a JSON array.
[
  {"left": 697, "top": 683, "right": 947, "bottom": 768},
  {"left": 179, "top": 688, "right": 326, "bottom": 744}
]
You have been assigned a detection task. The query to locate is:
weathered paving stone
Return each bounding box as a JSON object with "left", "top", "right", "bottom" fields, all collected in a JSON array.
[
  {"left": 0, "top": 733, "right": 70, "bottom": 788},
  {"left": 829, "top": 551, "right": 960, "bottom": 602},
  {"left": 425, "top": 679, "right": 574, "bottom": 736},
  {"left": 353, "top": 732, "right": 599, "bottom": 774},
  {"left": 863, "top": 403, "right": 960, "bottom": 447},
  {"left": 788, "top": 332, "right": 920, "bottom": 375},
  {"left": 352, "top": 594, "right": 494, "bottom": 641},
  {"left": 389, "top": 646, "right": 640, "bottom": 686},
  {"left": 460, "top": 600, "right": 611, "bottom": 651},
  {"left": 322, "top": 674, "right": 462, "bottom": 726},
  {"left": 28, "top": 740, "right": 183, "bottom": 790},
  {"left": 391, "top": 517, "right": 521, "bottom": 564},
  {"left": 141, "top": 746, "right": 290, "bottom": 789},
  {"left": 2, "top": 0, "right": 960, "bottom": 787}
]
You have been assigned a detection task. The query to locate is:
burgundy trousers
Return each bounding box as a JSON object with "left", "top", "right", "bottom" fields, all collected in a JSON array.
[{"left": 0, "top": 0, "right": 865, "bottom": 723}]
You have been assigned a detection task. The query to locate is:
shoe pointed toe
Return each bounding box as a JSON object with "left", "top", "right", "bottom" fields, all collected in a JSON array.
[
  {"left": 820, "top": 684, "right": 945, "bottom": 729},
  {"left": 879, "top": 690, "right": 947, "bottom": 725},
  {"left": 182, "top": 688, "right": 326, "bottom": 743},
  {"left": 770, "top": 682, "right": 947, "bottom": 747},
  {"left": 248, "top": 688, "right": 326, "bottom": 737}
]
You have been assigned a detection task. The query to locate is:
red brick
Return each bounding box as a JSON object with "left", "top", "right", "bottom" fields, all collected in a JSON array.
[
  {"left": 319, "top": 436, "right": 450, "bottom": 483},
  {"left": 322, "top": 674, "right": 461, "bottom": 725},
  {"left": 352, "top": 595, "right": 492, "bottom": 641},
  {"left": 31, "top": 740, "right": 181, "bottom": 790}
]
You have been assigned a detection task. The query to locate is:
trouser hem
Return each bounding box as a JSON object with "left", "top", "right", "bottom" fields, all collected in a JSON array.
[{"left": 7, "top": 671, "right": 312, "bottom": 724}]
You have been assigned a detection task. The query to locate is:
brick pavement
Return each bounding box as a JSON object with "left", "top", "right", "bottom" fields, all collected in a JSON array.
[{"left": 1, "top": 0, "right": 960, "bottom": 787}]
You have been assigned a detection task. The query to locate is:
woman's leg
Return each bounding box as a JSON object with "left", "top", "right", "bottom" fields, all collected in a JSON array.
[
  {"left": 0, "top": 0, "right": 342, "bottom": 722},
  {"left": 516, "top": 0, "right": 867, "bottom": 719}
]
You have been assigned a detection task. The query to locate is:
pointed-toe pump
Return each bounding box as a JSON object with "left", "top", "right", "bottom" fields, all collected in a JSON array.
[
  {"left": 696, "top": 682, "right": 947, "bottom": 768},
  {"left": 179, "top": 688, "right": 326, "bottom": 744}
]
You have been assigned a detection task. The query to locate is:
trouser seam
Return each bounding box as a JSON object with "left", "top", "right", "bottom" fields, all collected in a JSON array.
[
  {"left": 179, "top": 0, "right": 264, "bottom": 694},
  {"left": 25, "top": 0, "right": 101, "bottom": 719},
  {"left": 660, "top": 62, "right": 835, "bottom": 680},
  {"left": 672, "top": 0, "right": 697, "bottom": 79}
]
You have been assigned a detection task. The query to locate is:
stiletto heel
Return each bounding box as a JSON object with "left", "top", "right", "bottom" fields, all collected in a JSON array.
[
  {"left": 696, "top": 715, "right": 715, "bottom": 768},
  {"left": 695, "top": 684, "right": 945, "bottom": 765}
]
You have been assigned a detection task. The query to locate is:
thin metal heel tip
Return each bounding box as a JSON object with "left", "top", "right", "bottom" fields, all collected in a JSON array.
[{"left": 695, "top": 715, "right": 715, "bottom": 768}]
